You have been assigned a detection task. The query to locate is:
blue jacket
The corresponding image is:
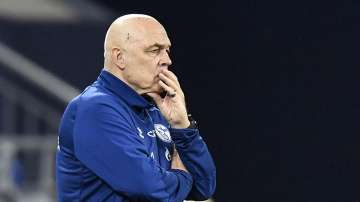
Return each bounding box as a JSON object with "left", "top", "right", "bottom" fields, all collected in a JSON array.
[{"left": 56, "top": 70, "right": 216, "bottom": 202}]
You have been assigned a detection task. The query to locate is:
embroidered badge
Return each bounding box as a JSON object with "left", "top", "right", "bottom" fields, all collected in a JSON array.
[{"left": 154, "top": 124, "right": 172, "bottom": 143}]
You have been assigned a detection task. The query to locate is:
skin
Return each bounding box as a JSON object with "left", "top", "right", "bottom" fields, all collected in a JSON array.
[{"left": 103, "top": 14, "right": 189, "bottom": 171}]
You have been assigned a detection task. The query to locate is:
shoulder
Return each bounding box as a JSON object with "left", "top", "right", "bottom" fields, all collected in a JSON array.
[
  {"left": 79, "top": 84, "right": 117, "bottom": 106},
  {"left": 70, "top": 85, "right": 127, "bottom": 117},
  {"left": 80, "top": 85, "right": 114, "bottom": 103}
]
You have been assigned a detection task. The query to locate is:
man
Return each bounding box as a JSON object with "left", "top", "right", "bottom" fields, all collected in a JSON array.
[{"left": 56, "top": 14, "right": 216, "bottom": 202}]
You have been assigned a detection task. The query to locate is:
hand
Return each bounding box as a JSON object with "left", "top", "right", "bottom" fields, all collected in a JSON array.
[
  {"left": 171, "top": 146, "right": 188, "bottom": 172},
  {"left": 147, "top": 69, "right": 190, "bottom": 128}
]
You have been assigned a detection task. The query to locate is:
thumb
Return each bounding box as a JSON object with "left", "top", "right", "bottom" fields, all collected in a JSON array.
[{"left": 146, "top": 93, "right": 162, "bottom": 106}]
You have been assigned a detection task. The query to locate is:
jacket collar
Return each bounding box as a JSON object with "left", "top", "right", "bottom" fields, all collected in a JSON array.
[{"left": 97, "top": 69, "right": 153, "bottom": 109}]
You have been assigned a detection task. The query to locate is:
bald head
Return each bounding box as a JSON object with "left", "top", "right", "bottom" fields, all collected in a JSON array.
[
  {"left": 102, "top": 14, "right": 172, "bottom": 94},
  {"left": 104, "top": 14, "right": 165, "bottom": 61}
]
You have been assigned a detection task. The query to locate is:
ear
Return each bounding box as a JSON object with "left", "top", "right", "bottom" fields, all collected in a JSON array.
[{"left": 111, "top": 47, "right": 125, "bottom": 70}]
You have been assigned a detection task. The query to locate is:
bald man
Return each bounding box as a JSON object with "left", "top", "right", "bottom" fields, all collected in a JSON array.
[{"left": 56, "top": 14, "right": 216, "bottom": 202}]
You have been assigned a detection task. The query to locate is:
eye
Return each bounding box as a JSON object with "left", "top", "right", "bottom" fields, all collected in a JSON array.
[{"left": 149, "top": 49, "right": 160, "bottom": 54}]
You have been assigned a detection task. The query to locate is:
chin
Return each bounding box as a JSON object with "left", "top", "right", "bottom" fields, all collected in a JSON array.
[
  {"left": 141, "top": 85, "right": 163, "bottom": 95},
  {"left": 152, "top": 84, "right": 164, "bottom": 93},
  {"left": 150, "top": 86, "right": 167, "bottom": 98}
]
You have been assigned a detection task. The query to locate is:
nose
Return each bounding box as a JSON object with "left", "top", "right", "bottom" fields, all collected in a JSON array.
[{"left": 159, "top": 50, "right": 172, "bottom": 67}]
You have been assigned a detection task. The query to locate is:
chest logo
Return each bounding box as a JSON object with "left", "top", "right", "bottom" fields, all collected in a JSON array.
[{"left": 154, "top": 124, "right": 172, "bottom": 143}]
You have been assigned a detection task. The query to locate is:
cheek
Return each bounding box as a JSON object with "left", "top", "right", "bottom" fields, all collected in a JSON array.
[
  {"left": 127, "top": 55, "right": 160, "bottom": 86},
  {"left": 143, "top": 60, "right": 160, "bottom": 80},
  {"left": 132, "top": 66, "right": 158, "bottom": 88}
]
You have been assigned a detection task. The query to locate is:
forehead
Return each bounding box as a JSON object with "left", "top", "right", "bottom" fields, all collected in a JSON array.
[{"left": 132, "top": 21, "right": 171, "bottom": 48}]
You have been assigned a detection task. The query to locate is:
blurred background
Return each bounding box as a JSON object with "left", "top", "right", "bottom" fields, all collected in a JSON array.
[{"left": 0, "top": 0, "right": 359, "bottom": 201}]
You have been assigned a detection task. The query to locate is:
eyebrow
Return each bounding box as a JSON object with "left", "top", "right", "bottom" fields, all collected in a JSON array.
[{"left": 148, "top": 43, "right": 171, "bottom": 49}]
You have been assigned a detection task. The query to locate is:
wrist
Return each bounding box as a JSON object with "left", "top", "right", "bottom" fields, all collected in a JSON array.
[
  {"left": 170, "top": 114, "right": 198, "bottom": 129},
  {"left": 170, "top": 119, "right": 191, "bottom": 129}
]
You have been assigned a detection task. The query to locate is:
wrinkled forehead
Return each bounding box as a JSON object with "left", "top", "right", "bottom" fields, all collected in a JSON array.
[{"left": 130, "top": 21, "right": 171, "bottom": 48}]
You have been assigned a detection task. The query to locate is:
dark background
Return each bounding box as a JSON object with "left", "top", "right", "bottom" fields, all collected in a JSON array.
[
  {"left": 2, "top": 0, "right": 360, "bottom": 201},
  {"left": 91, "top": 1, "right": 360, "bottom": 201}
]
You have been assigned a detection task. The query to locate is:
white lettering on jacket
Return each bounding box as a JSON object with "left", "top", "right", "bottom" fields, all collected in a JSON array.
[
  {"left": 147, "top": 130, "right": 156, "bottom": 137},
  {"left": 137, "top": 127, "right": 144, "bottom": 139}
]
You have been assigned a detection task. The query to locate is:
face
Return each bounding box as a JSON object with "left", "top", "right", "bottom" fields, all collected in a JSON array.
[{"left": 121, "top": 21, "right": 172, "bottom": 95}]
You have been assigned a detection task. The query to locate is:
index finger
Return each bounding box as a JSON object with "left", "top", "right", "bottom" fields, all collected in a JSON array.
[{"left": 161, "top": 69, "right": 181, "bottom": 86}]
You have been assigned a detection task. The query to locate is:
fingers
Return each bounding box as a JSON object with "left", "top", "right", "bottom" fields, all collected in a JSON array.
[
  {"left": 159, "top": 73, "right": 179, "bottom": 92},
  {"left": 159, "top": 80, "right": 177, "bottom": 97},
  {"left": 146, "top": 92, "right": 162, "bottom": 105},
  {"left": 157, "top": 69, "right": 184, "bottom": 99},
  {"left": 160, "top": 69, "right": 180, "bottom": 86}
]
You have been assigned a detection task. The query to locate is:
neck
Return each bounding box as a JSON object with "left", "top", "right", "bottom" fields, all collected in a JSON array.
[{"left": 104, "top": 65, "right": 146, "bottom": 95}]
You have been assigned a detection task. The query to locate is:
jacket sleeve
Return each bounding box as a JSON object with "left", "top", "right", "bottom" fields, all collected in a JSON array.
[
  {"left": 170, "top": 128, "right": 216, "bottom": 201},
  {"left": 73, "top": 97, "right": 193, "bottom": 202}
]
